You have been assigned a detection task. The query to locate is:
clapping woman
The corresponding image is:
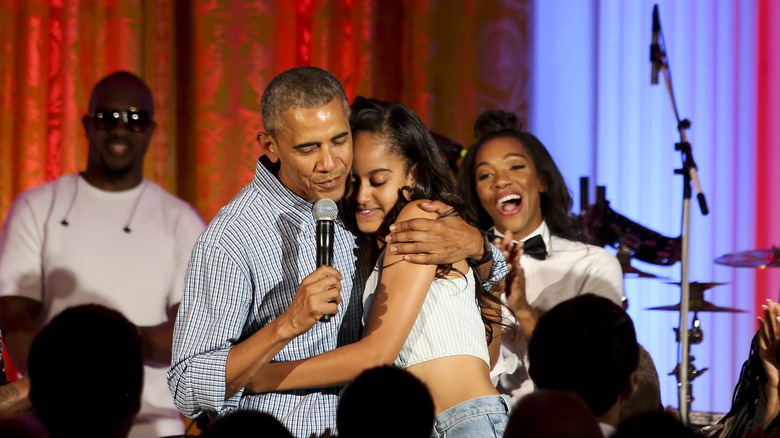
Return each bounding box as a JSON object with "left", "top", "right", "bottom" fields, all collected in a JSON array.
[{"left": 457, "top": 110, "right": 624, "bottom": 403}]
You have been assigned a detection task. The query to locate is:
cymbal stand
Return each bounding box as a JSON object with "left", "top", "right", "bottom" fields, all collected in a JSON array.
[
  {"left": 651, "top": 3, "right": 709, "bottom": 425},
  {"left": 669, "top": 312, "right": 709, "bottom": 416},
  {"left": 668, "top": 312, "right": 709, "bottom": 413}
]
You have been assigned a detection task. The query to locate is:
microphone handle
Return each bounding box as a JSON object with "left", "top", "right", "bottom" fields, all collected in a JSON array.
[
  {"left": 316, "top": 221, "right": 334, "bottom": 267},
  {"left": 316, "top": 220, "right": 335, "bottom": 322}
]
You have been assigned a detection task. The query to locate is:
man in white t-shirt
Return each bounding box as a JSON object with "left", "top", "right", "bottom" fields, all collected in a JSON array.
[{"left": 0, "top": 71, "right": 205, "bottom": 437}]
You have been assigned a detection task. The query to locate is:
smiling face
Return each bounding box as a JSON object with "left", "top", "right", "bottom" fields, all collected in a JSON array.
[
  {"left": 351, "top": 132, "right": 414, "bottom": 235},
  {"left": 82, "top": 74, "right": 156, "bottom": 190},
  {"left": 474, "top": 136, "right": 546, "bottom": 239},
  {"left": 264, "top": 98, "right": 352, "bottom": 202}
]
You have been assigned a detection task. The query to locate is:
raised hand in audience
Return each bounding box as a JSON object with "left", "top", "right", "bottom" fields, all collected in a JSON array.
[{"left": 758, "top": 299, "right": 780, "bottom": 429}]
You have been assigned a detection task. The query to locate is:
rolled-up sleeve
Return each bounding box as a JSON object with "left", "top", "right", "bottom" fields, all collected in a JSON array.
[
  {"left": 482, "top": 243, "right": 508, "bottom": 291},
  {"left": 167, "top": 240, "right": 252, "bottom": 417}
]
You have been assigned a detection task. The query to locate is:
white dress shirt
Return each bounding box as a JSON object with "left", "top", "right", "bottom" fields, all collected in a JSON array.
[{"left": 489, "top": 221, "right": 625, "bottom": 404}]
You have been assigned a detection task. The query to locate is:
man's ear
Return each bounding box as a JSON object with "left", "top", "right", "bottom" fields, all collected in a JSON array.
[
  {"left": 257, "top": 131, "right": 279, "bottom": 163},
  {"left": 620, "top": 371, "right": 638, "bottom": 402}
]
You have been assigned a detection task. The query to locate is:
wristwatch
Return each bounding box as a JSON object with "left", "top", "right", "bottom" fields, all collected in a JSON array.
[{"left": 468, "top": 234, "right": 493, "bottom": 266}]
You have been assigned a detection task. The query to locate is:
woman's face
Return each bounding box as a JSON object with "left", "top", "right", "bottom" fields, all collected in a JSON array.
[
  {"left": 474, "top": 136, "right": 545, "bottom": 239},
  {"left": 352, "top": 132, "right": 414, "bottom": 235}
]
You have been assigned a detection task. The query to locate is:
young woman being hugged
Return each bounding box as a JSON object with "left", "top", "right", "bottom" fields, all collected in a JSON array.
[{"left": 251, "top": 98, "right": 510, "bottom": 438}]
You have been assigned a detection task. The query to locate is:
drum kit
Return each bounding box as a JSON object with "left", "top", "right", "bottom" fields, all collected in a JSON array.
[{"left": 579, "top": 181, "right": 778, "bottom": 418}]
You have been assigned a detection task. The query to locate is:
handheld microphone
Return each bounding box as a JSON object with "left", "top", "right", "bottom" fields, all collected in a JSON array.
[
  {"left": 312, "top": 198, "right": 338, "bottom": 322},
  {"left": 651, "top": 4, "right": 661, "bottom": 85}
]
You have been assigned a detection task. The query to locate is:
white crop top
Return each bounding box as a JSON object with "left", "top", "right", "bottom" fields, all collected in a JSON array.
[{"left": 362, "top": 252, "right": 490, "bottom": 368}]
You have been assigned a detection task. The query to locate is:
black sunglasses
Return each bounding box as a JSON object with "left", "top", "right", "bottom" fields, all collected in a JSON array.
[{"left": 89, "top": 107, "right": 153, "bottom": 133}]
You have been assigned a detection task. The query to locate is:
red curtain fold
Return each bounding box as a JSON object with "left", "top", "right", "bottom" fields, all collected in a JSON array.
[
  {"left": 755, "top": 0, "right": 780, "bottom": 313},
  {"left": 0, "top": 0, "right": 533, "bottom": 223}
]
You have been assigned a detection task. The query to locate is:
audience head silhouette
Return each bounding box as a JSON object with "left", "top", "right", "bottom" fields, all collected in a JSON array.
[
  {"left": 613, "top": 411, "right": 703, "bottom": 438},
  {"left": 28, "top": 304, "right": 143, "bottom": 438},
  {"left": 0, "top": 414, "right": 50, "bottom": 438},
  {"left": 337, "top": 365, "right": 434, "bottom": 438},
  {"left": 200, "top": 410, "right": 293, "bottom": 438},
  {"left": 528, "top": 294, "right": 639, "bottom": 423},
  {"left": 619, "top": 344, "right": 663, "bottom": 422},
  {"left": 504, "top": 389, "right": 602, "bottom": 438}
]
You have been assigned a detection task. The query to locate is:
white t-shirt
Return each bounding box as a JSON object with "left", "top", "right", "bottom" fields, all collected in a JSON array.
[
  {"left": 0, "top": 174, "right": 205, "bottom": 437},
  {"left": 489, "top": 221, "right": 625, "bottom": 403}
]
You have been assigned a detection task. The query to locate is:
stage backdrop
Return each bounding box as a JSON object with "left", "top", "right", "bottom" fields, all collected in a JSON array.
[
  {"left": 531, "top": 0, "right": 780, "bottom": 415},
  {"left": 1, "top": 0, "right": 779, "bottom": 416},
  {"left": 0, "top": 0, "right": 532, "bottom": 222}
]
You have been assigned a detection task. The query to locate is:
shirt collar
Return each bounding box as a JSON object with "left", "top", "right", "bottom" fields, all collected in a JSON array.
[
  {"left": 252, "top": 155, "right": 318, "bottom": 230},
  {"left": 489, "top": 221, "right": 554, "bottom": 255},
  {"left": 600, "top": 422, "right": 617, "bottom": 438}
]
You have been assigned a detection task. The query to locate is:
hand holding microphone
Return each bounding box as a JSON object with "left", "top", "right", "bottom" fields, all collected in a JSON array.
[
  {"left": 286, "top": 265, "right": 343, "bottom": 336},
  {"left": 282, "top": 199, "right": 340, "bottom": 335}
]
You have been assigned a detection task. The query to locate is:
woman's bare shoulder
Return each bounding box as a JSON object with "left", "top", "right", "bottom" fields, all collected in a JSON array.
[{"left": 395, "top": 199, "right": 441, "bottom": 222}]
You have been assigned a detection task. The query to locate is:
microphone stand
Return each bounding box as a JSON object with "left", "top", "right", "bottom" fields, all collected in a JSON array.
[{"left": 651, "top": 4, "right": 709, "bottom": 426}]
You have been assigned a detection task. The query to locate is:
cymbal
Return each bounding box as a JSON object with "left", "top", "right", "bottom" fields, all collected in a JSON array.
[
  {"left": 647, "top": 300, "right": 745, "bottom": 313},
  {"left": 665, "top": 281, "right": 727, "bottom": 291},
  {"left": 715, "top": 247, "right": 780, "bottom": 268},
  {"left": 623, "top": 264, "right": 667, "bottom": 279}
]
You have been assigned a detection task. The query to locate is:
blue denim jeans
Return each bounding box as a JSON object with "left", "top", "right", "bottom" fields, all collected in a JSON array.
[{"left": 431, "top": 394, "right": 511, "bottom": 438}]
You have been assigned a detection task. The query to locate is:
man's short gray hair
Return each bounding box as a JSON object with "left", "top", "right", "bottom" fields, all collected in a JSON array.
[{"left": 261, "top": 67, "right": 349, "bottom": 138}]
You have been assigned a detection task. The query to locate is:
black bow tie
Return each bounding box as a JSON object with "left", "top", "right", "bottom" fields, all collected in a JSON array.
[{"left": 522, "top": 234, "right": 547, "bottom": 260}]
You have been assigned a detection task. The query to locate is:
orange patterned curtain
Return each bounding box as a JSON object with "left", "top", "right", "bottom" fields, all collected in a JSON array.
[
  {"left": 0, "top": 0, "right": 178, "bottom": 216},
  {"left": 1, "top": 0, "right": 531, "bottom": 223}
]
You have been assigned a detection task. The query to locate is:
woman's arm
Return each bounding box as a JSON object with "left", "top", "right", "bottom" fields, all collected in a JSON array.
[
  {"left": 247, "top": 200, "right": 440, "bottom": 393},
  {"left": 486, "top": 284, "right": 504, "bottom": 369}
]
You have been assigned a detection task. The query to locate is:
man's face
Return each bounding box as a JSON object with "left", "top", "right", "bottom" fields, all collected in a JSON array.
[
  {"left": 82, "top": 81, "right": 155, "bottom": 178},
  {"left": 265, "top": 98, "right": 352, "bottom": 202}
]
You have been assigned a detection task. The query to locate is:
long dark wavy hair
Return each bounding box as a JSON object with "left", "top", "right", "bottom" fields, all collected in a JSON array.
[
  {"left": 346, "top": 96, "right": 506, "bottom": 341},
  {"left": 347, "top": 96, "right": 464, "bottom": 238},
  {"left": 457, "top": 110, "right": 578, "bottom": 240}
]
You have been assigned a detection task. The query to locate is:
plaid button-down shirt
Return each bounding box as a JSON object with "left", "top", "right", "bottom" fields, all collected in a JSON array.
[
  {"left": 168, "top": 156, "right": 372, "bottom": 437},
  {"left": 168, "top": 156, "right": 507, "bottom": 437}
]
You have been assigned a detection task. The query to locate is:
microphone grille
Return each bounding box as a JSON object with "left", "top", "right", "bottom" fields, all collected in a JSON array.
[{"left": 312, "top": 199, "right": 338, "bottom": 222}]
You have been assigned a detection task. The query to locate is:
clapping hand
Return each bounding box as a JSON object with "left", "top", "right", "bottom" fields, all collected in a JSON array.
[{"left": 490, "top": 231, "right": 537, "bottom": 338}]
